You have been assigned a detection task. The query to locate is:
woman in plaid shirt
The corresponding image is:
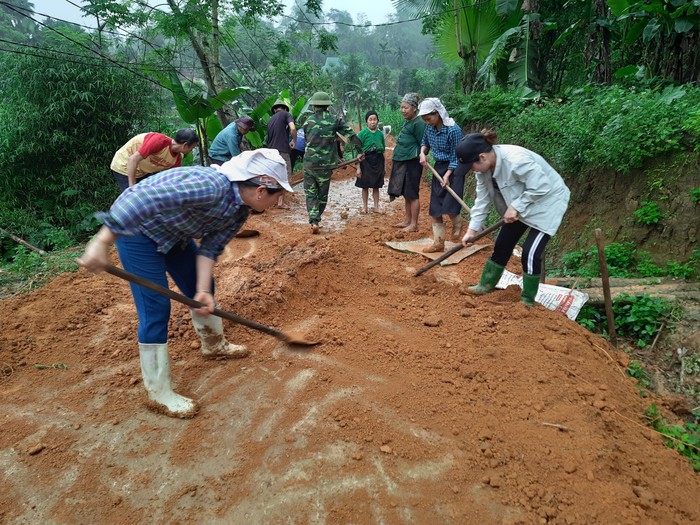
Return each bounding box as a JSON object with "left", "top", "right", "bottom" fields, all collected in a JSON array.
[
  {"left": 418, "top": 98, "right": 464, "bottom": 253},
  {"left": 78, "top": 149, "right": 292, "bottom": 418}
]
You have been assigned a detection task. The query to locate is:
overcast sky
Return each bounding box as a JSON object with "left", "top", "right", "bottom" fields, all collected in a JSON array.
[{"left": 30, "top": 0, "right": 397, "bottom": 28}]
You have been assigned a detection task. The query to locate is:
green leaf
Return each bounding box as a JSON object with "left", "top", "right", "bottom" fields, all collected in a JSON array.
[
  {"left": 674, "top": 19, "right": 694, "bottom": 33},
  {"left": 642, "top": 19, "right": 661, "bottom": 43},
  {"left": 608, "top": 0, "right": 631, "bottom": 18}
]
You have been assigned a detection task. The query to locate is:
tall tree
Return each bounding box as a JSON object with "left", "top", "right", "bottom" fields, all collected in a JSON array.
[
  {"left": 0, "top": 0, "right": 36, "bottom": 43},
  {"left": 82, "top": 0, "right": 285, "bottom": 126}
]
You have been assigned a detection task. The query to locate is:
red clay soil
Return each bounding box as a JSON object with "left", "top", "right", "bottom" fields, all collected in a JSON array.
[{"left": 1, "top": 156, "right": 699, "bottom": 525}]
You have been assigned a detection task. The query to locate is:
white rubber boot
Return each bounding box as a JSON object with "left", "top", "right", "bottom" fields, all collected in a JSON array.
[
  {"left": 191, "top": 311, "right": 251, "bottom": 359},
  {"left": 422, "top": 223, "right": 446, "bottom": 253},
  {"left": 451, "top": 214, "right": 464, "bottom": 242},
  {"left": 139, "top": 343, "right": 197, "bottom": 418}
]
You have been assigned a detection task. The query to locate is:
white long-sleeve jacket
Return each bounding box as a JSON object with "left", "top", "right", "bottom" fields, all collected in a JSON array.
[{"left": 468, "top": 144, "right": 570, "bottom": 236}]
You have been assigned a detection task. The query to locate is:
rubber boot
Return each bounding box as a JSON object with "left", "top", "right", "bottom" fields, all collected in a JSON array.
[
  {"left": 191, "top": 311, "right": 251, "bottom": 359},
  {"left": 450, "top": 214, "right": 464, "bottom": 242},
  {"left": 139, "top": 343, "right": 197, "bottom": 418},
  {"left": 422, "top": 223, "right": 446, "bottom": 253},
  {"left": 521, "top": 273, "right": 541, "bottom": 306},
  {"left": 467, "top": 259, "right": 505, "bottom": 295}
]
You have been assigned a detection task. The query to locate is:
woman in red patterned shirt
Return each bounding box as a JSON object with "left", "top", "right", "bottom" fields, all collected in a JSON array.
[{"left": 110, "top": 129, "right": 199, "bottom": 192}]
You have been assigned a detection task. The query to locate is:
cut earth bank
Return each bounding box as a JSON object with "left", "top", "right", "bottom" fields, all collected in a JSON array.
[{"left": 1, "top": 160, "right": 699, "bottom": 524}]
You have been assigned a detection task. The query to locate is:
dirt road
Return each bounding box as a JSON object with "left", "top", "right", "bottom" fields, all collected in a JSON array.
[{"left": 1, "top": 167, "right": 699, "bottom": 525}]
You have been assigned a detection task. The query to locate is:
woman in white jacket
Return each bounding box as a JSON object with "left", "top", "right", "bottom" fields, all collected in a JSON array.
[{"left": 456, "top": 130, "right": 570, "bottom": 305}]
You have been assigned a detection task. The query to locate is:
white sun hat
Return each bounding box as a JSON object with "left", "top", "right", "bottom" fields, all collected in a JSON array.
[{"left": 214, "top": 149, "right": 292, "bottom": 192}]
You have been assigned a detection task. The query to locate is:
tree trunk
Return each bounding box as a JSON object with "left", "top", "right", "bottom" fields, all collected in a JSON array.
[
  {"left": 586, "top": 0, "right": 611, "bottom": 85},
  {"left": 166, "top": 0, "right": 230, "bottom": 128}
]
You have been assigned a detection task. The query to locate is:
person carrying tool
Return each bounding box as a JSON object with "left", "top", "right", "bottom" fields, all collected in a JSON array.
[
  {"left": 209, "top": 115, "right": 255, "bottom": 165},
  {"left": 110, "top": 129, "right": 200, "bottom": 192},
  {"left": 303, "top": 91, "right": 363, "bottom": 234},
  {"left": 266, "top": 98, "right": 297, "bottom": 209},
  {"left": 387, "top": 93, "right": 426, "bottom": 232},
  {"left": 355, "top": 110, "right": 386, "bottom": 214},
  {"left": 457, "top": 130, "right": 570, "bottom": 305},
  {"left": 77, "top": 149, "right": 292, "bottom": 418},
  {"left": 418, "top": 98, "right": 464, "bottom": 252}
]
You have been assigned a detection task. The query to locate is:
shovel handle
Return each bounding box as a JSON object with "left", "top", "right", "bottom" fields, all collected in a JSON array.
[
  {"left": 426, "top": 164, "right": 471, "bottom": 215},
  {"left": 308, "top": 155, "right": 363, "bottom": 171},
  {"left": 414, "top": 219, "right": 506, "bottom": 277},
  {"left": 104, "top": 265, "right": 288, "bottom": 340}
]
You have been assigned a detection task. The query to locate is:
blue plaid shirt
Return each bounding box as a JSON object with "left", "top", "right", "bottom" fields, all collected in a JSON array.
[
  {"left": 98, "top": 166, "right": 250, "bottom": 260},
  {"left": 421, "top": 123, "right": 463, "bottom": 170}
]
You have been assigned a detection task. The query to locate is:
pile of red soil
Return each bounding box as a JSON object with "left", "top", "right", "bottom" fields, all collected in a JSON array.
[{"left": 1, "top": 166, "right": 698, "bottom": 524}]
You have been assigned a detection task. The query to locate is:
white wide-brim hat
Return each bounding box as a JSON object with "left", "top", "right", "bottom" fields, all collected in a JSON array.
[{"left": 215, "top": 149, "right": 292, "bottom": 192}]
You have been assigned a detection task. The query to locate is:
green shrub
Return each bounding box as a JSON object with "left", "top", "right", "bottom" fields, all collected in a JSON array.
[
  {"left": 560, "top": 242, "right": 694, "bottom": 280},
  {"left": 445, "top": 87, "right": 527, "bottom": 131},
  {"left": 613, "top": 294, "right": 674, "bottom": 347},
  {"left": 682, "top": 109, "right": 700, "bottom": 150},
  {"left": 691, "top": 188, "right": 700, "bottom": 204},
  {"left": 645, "top": 404, "right": 700, "bottom": 472},
  {"left": 576, "top": 304, "right": 604, "bottom": 331},
  {"left": 576, "top": 294, "right": 675, "bottom": 348},
  {"left": 627, "top": 360, "right": 651, "bottom": 389},
  {"left": 0, "top": 44, "right": 164, "bottom": 257},
  {"left": 633, "top": 201, "right": 664, "bottom": 225},
  {"left": 455, "top": 85, "right": 700, "bottom": 177}
]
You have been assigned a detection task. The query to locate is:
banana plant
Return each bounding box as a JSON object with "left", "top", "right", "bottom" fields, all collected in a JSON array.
[
  {"left": 395, "top": 0, "right": 534, "bottom": 92},
  {"left": 244, "top": 89, "right": 308, "bottom": 148},
  {"left": 155, "top": 69, "right": 250, "bottom": 164}
]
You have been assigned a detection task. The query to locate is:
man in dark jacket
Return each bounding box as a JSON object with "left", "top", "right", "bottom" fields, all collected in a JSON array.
[{"left": 266, "top": 98, "right": 297, "bottom": 209}]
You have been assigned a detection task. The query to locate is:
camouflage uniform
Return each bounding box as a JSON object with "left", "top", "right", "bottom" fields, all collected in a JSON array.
[{"left": 303, "top": 109, "right": 362, "bottom": 226}]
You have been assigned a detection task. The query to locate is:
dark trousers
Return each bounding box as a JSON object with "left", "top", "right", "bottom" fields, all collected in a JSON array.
[
  {"left": 491, "top": 221, "right": 550, "bottom": 275},
  {"left": 290, "top": 149, "right": 304, "bottom": 170},
  {"left": 112, "top": 170, "right": 153, "bottom": 193}
]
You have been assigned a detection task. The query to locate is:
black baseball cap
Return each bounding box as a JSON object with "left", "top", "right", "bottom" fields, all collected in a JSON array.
[{"left": 454, "top": 133, "right": 490, "bottom": 178}]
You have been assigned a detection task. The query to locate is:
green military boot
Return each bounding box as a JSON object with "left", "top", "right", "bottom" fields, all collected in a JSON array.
[
  {"left": 467, "top": 259, "right": 505, "bottom": 295},
  {"left": 521, "top": 273, "right": 541, "bottom": 306}
]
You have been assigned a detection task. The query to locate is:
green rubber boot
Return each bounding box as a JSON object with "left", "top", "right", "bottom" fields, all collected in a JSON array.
[
  {"left": 467, "top": 259, "right": 505, "bottom": 295},
  {"left": 521, "top": 273, "right": 541, "bottom": 306}
]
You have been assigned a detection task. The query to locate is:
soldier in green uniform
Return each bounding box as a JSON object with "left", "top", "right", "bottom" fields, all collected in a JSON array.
[{"left": 303, "top": 91, "right": 363, "bottom": 234}]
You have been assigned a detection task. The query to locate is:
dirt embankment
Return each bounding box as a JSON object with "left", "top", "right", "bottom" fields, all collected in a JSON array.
[{"left": 1, "top": 161, "right": 699, "bottom": 524}]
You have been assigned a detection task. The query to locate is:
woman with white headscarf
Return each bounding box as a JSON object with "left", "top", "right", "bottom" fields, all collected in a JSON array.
[
  {"left": 418, "top": 98, "right": 464, "bottom": 252},
  {"left": 78, "top": 149, "right": 292, "bottom": 418}
]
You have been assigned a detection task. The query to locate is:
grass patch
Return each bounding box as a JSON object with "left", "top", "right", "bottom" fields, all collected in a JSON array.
[{"left": 0, "top": 245, "right": 81, "bottom": 298}]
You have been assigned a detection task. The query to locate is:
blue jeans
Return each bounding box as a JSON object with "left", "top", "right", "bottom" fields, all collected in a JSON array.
[{"left": 116, "top": 235, "right": 213, "bottom": 344}]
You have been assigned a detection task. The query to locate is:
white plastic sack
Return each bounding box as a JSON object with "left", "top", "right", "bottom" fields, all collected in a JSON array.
[{"left": 496, "top": 270, "right": 589, "bottom": 320}]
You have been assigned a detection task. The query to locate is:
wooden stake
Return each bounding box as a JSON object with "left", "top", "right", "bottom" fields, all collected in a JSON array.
[
  {"left": 594, "top": 229, "right": 617, "bottom": 347},
  {"left": 0, "top": 227, "right": 46, "bottom": 255}
]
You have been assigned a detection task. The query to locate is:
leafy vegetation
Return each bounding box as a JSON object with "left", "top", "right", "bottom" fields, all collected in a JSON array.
[
  {"left": 645, "top": 404, "right": 700, "bottom": 472},
  {"left": 0, "top": 245, "right": 80, "bottom": 296},
  {"left": 627, "top": 360, "right": 651, "bottom": 390},
  {"left": 560, "top": 242, "right": 698, "bottom": 280},
  {"left": 576, "top": 294, "right": 676, "bottom": 348},
  {"left": 691, "top": 189, "right": 700, "bottom": 204},
  {"left": 0, "top": 43, "right": 163, "bottom": 259},
  {"left": 633, "top": 201, "right": 664, "bottom": 226}
]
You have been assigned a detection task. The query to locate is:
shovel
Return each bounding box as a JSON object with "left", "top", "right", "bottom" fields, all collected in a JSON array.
[
  {"left": 414, "top": 219, "right": 506, "bottom": 277},
  {"left": 235, "top": 229, "right": 260, "bottom": 238},
  {"left": 104, "top": 265, "right": 317, "bottom": 347}
]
